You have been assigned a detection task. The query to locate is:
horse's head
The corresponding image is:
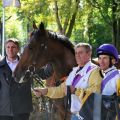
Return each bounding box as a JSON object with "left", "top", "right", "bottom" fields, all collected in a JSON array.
[
  {"left": 14, "top": 23, "right": 51, "bottom": 82},
  {"left": 14, "top": 22, "right": 76, "bottom": 83}
]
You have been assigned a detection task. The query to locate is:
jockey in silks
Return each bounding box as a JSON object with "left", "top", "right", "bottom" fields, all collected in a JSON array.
[{"left": 97, "top": 44, "right": 120, "bottom": 120}]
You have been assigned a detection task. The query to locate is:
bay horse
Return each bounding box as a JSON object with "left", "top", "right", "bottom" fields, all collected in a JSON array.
[{"left": 14, "top": 22, "right": 77, "bottom": 120}]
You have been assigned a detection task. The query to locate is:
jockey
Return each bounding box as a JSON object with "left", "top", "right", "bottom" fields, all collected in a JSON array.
[
  {"left": 97, "top": 44, "right": 120, "bottom": 96},
  {"left": 97, "top": 44, "right": 120, "bottom": 119},
  {"left": 34, "top": 43, "right": 102, "bottom": 120}
]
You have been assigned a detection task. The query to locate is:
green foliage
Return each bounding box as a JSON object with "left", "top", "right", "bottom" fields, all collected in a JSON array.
[
  {"left": 0, "top": 0, "right": 120, "bottom": 54},
  {"left": 6, "top": 18, "right": 25, "bottom": 44},
  {"left": 115, "top": 1, "right": 120, "bottom": 18},
  {"left": 0, "top": 1, "right": 2, "bottom": 18},
  {"left": 89, "top": 23, "right": 112, "bottom": 56},
  {"left": 71, "top": 28, "right": 85, "bottom": 43}
]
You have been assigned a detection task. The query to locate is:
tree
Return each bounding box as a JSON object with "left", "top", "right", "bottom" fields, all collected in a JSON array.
[
  {"left": 1, "top": 0, "right": 119, "bottom": 54},
  {"left": 112, "top": 0, "right": 120, "bottom": 52},
  {"left": 86, "top": 0, "right": 120, "bottom": 52},
  {"left": 16, "top": 0, "right": 80, "bottom": 38},
  {"left": 0, "top": 1, "right": 2, "bottom": 53},
  {"left": 53, "top": 0, "right": 80, "bottom": 37}
]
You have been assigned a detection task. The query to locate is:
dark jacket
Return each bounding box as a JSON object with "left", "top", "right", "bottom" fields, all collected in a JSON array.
[{"left": 0, "top": 57, "right": 33, "bottom": 116}]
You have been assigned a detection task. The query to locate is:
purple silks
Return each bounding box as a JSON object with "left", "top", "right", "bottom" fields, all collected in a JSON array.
[{"left": 101, "top": 70, "right": 119, "bottom": 92}]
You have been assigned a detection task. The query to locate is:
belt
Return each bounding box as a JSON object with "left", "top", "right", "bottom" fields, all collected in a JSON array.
[{"left": 72, "top": 112, "right": 79, "bottom": 115}]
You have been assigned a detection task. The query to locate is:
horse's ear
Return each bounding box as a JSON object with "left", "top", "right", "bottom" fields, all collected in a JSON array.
[
  {"left": 33, "top": 21, "right": 38, "bottom": 29},
  {"left": 39, "top": 22, "right": 45, "bottom": 31}
]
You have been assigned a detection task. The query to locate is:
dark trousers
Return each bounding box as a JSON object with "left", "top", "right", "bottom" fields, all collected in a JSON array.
[
  {"left": 0, "top": 113, "right": 30, "bottom": 120},
  {"left": 101, "top": 101, "right": 116, "bottom": 120}
]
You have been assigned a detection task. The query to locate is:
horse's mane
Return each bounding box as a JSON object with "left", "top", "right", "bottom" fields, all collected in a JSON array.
[
  {"left": 29, "top": 28, "right": 75, "bottom": 55},
  {"left": 48, "top": 31, "right": 75, "bottom": 55}
]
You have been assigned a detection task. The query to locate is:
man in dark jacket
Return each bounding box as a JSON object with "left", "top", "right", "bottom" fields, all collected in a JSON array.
[{"left": 0, "top": 38, "right": 33, "bottom": 120}]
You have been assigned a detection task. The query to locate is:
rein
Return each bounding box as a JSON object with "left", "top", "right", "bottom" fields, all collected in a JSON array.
[{"left": 24, "top": 65, "right": 44, "bottom": 90}]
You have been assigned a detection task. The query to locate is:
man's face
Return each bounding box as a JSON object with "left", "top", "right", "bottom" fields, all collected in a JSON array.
[
  {"left": 98, "top": 55, "right": 110, "bottom": 71},
  {"left": 5, "top": 42, "right": 19, "bottom": 59},
  {"left": 75, "top": 47, "right": 91, "bottom": 66}
]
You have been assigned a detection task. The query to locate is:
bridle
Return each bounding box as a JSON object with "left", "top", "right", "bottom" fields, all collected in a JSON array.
[
  {"left": 23, "top": 65, "right": 44, "bottom": 90},
  {"left": 23, "top": 31, "right": 49, "bottom": 88}
]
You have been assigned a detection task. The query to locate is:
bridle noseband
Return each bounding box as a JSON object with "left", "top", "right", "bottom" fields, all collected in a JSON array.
[{"left": 24, "top": 65, "right": 44, "bottom": 89}]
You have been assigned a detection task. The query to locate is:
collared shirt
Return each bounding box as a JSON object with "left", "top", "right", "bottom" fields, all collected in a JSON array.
[
  {"left": 103, "top": 66, "right": 115, "bottom": 76},
  {"left": 6, "top": 58, "right": 19, "bottom": 72},
  {"left": 66, "top": 61, "right": 97, "bottom": 88},
  {"left": 101, "top": 66, "right": 120, "bottom": 95}
]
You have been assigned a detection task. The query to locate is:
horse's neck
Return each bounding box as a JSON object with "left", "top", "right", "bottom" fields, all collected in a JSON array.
[
  {"left": 52, "top": 56, "right": 76, "bottom": 79},
  {"left": 49, "top": 40, "right": 77, "bottom": 78},
  {"left": 52, "top": 61, "right": 65, "bottom": 78}
]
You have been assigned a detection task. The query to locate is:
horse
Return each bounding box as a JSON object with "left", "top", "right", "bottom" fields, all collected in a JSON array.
[{"left": 14, "top": 22, "right": 77, "bottom": 120}]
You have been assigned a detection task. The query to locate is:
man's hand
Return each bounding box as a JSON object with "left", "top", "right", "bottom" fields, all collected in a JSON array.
[
  {"left": 33, "top": 88, "right": 48, "bottom": 97},
  {"left": 70, "top": 86, "right": 76, "bottom": 94}
]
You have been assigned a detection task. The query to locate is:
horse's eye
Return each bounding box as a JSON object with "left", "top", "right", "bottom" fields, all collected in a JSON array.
[{"left": 28, "top": 44, "right": 32, "bottom": 50}]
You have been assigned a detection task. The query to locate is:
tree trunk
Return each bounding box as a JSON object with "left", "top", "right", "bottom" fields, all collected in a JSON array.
[
  {"left": 66, "top": 0, "right": 80, "bottom": 38},
  {"left": 112, "top": 0, "right": 120, "bottom": 52},
  {"left": 54, "top": 0, "right": 80, "bottom": 37},
  {"left": 116, "top": 19, "right": 120, "bottom": 53},
  {"left": 0, "top": 19, "right": 2, "bottom": 54},
  {"left": 54, "top": 0, "right": 63, "bottom": 34}
]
